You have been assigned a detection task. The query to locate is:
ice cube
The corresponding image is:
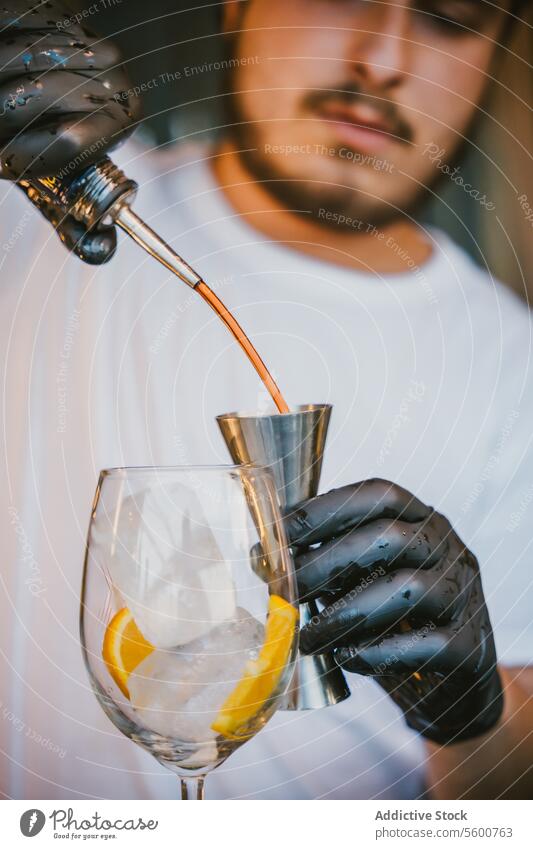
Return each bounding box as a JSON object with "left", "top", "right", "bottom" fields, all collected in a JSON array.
[
  {"left": 93, "top": 483, "right": 237, "bottom": 647},
  {"left": 128, "top": 608, "right": 264, "bottom": 742},
  {"left": 125, "top": 556, "right": 237, "bottom": 649}
]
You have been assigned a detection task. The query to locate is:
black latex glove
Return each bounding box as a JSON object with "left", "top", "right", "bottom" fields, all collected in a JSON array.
[
  {"left": 0, "top": 0, "right": 140, "bottom": 261},
  {"left": 284, "top": 479, "right": 504, "bottom": 745}
]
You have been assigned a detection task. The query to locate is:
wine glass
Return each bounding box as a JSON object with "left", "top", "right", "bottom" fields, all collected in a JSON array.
[{"left": 80, "top": 464, "right": 298, "bottom": 800}]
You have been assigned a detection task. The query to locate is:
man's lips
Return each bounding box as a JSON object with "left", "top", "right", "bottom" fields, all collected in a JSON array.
[
  {"left": 320, "top": 101, "right": 394, "bottom": 134},
  {"left": 316, "top": 101, "right": 406, "bottom": 153}
]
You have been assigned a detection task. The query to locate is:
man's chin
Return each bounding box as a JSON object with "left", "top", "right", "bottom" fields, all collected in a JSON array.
[
  {"left": 250, "top": 174, "right": 416, "bottom": 232},
  {"left": 296, "top": 190, "right": 410, "bottom": 233},
  {"left": 235, "top": 146, "right": 424, "bottom": 233}
]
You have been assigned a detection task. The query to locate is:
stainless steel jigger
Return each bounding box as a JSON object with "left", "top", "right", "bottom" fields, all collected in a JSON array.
[{"left": 217, "top": 404, "right": 350, "bottom": 710}]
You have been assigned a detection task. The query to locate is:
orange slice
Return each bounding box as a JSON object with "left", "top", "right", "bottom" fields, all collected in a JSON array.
[
  {"left": 211, "top": 594, "right": 298, "bottom": 739},
  {"left": 102, "top": 607, "right": 154, "bottom": 698}
]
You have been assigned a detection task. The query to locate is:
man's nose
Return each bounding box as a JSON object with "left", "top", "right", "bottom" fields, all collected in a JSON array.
[{"left": 349, "top": 3, "right": 411, "bottom": 89}]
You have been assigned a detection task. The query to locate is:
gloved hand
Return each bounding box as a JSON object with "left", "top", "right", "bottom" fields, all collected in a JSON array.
[
  {"left": 284, "top": 479, "right": 504, "bottom": 745},
  {"left": 0, "top": 0, "right": 140, "bottom": 261}
]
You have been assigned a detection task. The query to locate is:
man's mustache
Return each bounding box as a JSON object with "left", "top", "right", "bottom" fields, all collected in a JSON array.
[{"left": 304, "top": 82, "right": 414, "bottom": 145}]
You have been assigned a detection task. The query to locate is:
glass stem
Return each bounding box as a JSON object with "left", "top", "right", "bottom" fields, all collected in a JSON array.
[{"left": 180, "top": 775, "right": 205, "bottom": 800}]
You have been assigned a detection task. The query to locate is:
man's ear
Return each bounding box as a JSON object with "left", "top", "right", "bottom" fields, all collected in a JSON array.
[{"left": 221, "top": 0, "right": 248, "bottom": 32}]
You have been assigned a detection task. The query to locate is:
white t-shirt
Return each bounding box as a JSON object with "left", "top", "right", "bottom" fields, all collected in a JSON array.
[{"left": 1, "top": 140, "right": 532, "bottom": 800}]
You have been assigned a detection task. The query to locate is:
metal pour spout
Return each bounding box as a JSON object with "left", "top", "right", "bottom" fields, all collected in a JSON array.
[
  {"left": 114, "top": 205, "right": 201, "bottom": 288},
  {"left": 217, "top": 404, "right": 350, "bottom": 711}
]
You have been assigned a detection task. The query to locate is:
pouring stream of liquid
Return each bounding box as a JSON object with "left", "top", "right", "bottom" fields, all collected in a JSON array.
[{"left": 115, "top": 205, "right": 289, "bottom": 414}]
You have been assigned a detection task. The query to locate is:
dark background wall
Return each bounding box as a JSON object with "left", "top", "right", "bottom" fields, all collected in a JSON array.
[
  {"left": 70, "top": 0, "right": 533, "bottom": 300},
  {"left": 75, "top": 0, "right": 226, "bottom": 145}
]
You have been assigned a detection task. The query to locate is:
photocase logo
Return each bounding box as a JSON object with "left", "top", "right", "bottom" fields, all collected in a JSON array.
[{"left": 20, "top": 809, "right": 46, "bottom": 837}]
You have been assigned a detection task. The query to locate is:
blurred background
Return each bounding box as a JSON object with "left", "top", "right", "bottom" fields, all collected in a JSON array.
[{"left": 70, "top": 0, "right": 533, "bottom": 301}]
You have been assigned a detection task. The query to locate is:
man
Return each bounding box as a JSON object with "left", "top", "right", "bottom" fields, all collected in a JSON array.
[{"left": 1, "top": 0, "right": 532, "bottom": 799}]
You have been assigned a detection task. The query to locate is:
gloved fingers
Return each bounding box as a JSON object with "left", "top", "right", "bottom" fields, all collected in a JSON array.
[
  {"left": 96, "top": 64, "right": 141, "bottom": 120},
  {"left": 0, "top": 5, "right": 138, "bottom": 180},
  {"left": 0, "top": 1, "right": 80, "bottom": 31},
  {"left": 57, "top": 218, "right": 117, "bottom": 264},
  {"left": 0, "top": 31, "right": 121, "bottom": 80},
  {"left": 294, "top": 517, "right": 446, "bottom": 601},
  {"left": 0, "top": 72, "right": 133, "bottom": 137},
  {"left": 0, "top": 106, "right": 132, "bottom": 179},
  {"left": 334, "top": 622, "right": 492, "bottom": 678},
  {"left": 334, "top": 627, "right": 452, "bottom": 676},
  {"left": 299, "top": 567, "right": 455, "bottom": 654},
  {"left": 284, "top": 479, "right": 431, "bottom": 546}
]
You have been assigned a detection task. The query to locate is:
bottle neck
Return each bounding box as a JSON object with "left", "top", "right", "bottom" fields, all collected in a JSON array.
[{"left": 24, "top": 157, "right": 138, "bottom": 229}]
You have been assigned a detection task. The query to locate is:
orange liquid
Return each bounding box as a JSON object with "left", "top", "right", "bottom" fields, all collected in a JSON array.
[{"left": 196, "top": 281, "right": 289, "bottom": 414}]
